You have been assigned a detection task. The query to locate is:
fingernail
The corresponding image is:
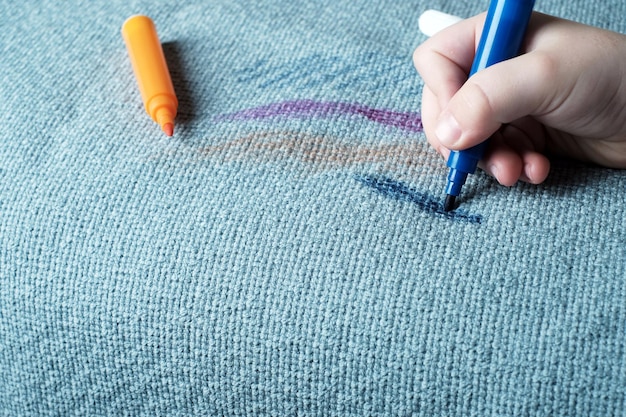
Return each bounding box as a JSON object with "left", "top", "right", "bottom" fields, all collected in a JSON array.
[
  {"left": 488, "top": 164, "right": 499, "bottom": 180},
  {"left": 435, "top": 111, "right": 462, "bottom": 147},
  {"left": 522, "top": 163, "right": 532, "bottom": 182}
]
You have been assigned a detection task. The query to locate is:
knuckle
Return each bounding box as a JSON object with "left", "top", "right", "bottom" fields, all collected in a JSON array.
[{"left": 459, "top": 79, "right": 496, "bottom": 123}]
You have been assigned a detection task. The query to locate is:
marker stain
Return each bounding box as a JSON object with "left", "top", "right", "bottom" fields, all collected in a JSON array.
[
  {"left": 215, "top": 100, "right": 422, "bottom": 133},
  {"left": 235, "top": 53, "right": 422, "bottom": 98},
  {"left": 355, "top": 174, "right": 483, "bottom": 224},
  {"left": 199, "top": 130, "right": 437, "bottom": 172}
]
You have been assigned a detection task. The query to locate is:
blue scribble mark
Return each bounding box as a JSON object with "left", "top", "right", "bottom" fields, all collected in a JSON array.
[
  {"left": 235, "top": 52, "right": 422, "bottom": 98},
  {"left": 355, "top": 174, "right": 483, "bottom": 224}
]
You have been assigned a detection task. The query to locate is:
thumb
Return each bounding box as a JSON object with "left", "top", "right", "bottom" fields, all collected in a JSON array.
[{"left": 434, "top": 51, "right": 555, "bottom": 150}]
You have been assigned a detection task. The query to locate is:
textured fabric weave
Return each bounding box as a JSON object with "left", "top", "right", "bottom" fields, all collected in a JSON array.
[{"left": 1, "top": 1, "right": 625, "bottom": 415}]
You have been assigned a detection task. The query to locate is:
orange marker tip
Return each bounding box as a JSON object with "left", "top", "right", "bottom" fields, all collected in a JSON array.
[{"left": 162, "top": 123, "right": 174, "bottom": 137}]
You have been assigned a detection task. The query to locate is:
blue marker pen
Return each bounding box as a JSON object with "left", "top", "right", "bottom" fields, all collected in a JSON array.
[{"left": 443, "top": 0, "right": 535, "bottom": 212}]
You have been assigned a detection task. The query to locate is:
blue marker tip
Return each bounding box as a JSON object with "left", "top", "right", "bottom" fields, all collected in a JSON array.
[{"left": 443, "top": 0, "right": 535, "bottom": 211}]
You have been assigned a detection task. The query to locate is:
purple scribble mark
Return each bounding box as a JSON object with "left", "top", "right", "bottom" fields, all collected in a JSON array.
[{"left": 215, "top": 99, "right": 422, "bottom": 132}]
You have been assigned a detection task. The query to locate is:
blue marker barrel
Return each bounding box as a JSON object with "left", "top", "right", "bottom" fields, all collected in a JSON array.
[{"left": 444, "top": 0, "right": 535, "bottom": 200}]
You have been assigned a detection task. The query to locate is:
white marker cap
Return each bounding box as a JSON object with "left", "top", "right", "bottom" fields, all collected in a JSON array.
[{"left": 418, "top": 9, "right": 463, "bottom": 37}]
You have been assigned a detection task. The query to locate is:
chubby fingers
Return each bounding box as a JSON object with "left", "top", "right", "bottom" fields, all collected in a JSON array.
[
  {"left": 432, "top": 51, "right": 558, "bottom": 152},
  {"left": 480, "top": 124, "right": 550, "bottom": 186},
  {"left": 415, "top": 12, "right": 557, "bottom": 185},
  {"left": 422, "top": 83, "right": 551, "bottom": 186}
]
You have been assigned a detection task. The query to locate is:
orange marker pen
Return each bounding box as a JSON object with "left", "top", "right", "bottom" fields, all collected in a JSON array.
[{"left": 122, "top": 15, "right": 178, "bottom": 136}]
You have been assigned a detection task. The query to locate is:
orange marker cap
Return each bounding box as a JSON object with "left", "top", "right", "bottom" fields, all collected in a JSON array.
[{"left": 122, "top": 15, "right": 178, "bottom": 136}]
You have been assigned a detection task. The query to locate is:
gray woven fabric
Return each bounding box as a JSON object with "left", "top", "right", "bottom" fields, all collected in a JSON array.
[{"left": 1, "top": 0, "right": 625, "bottom": 415}]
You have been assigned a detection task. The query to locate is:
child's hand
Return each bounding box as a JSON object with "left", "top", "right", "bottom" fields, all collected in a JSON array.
[{"left": 413, "top": 12, "right": 626, "bottom": 186}]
